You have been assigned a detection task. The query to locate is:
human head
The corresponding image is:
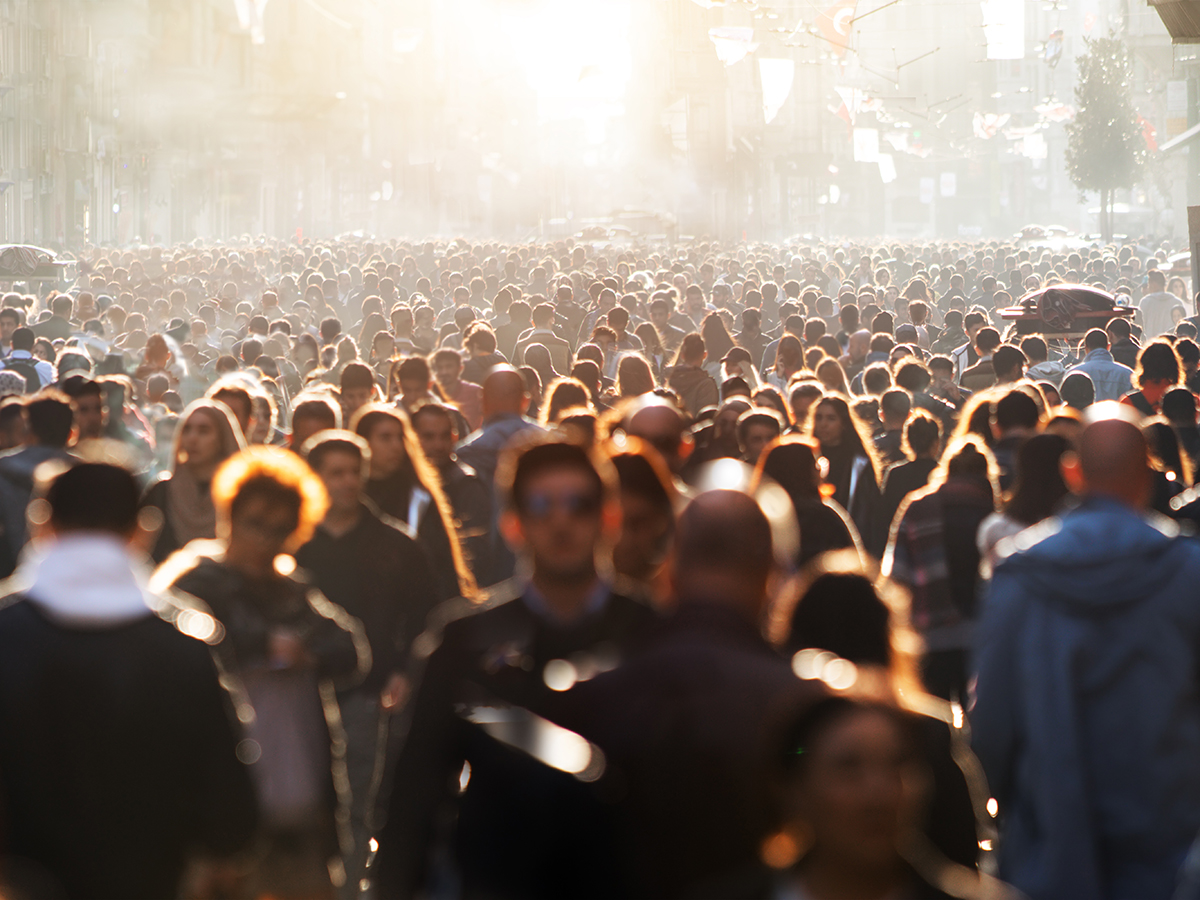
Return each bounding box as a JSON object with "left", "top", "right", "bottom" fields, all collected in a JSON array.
[
  {"left": 1060, "top": 371, "right": 1095, "bottom": 411},
  {"left": 1063, "top": 403, "right": 1152, "bottom": 510},
  {"left": 991, "top": 345, "right": 1026, "bottom": 383},
  {"left": 768, "top": 697, "right": 924, "bottom": 877},
  {"left": 38, "top": 463, "right": 141, "bottom": 539},
  {"left": 60, "top": 377, "right": 108, "bottom": 441},
  {"left": 673, "top": 489, "right": 774, "bottom": 621},
  {"left": 300, "top": 430, "right": 371, "bottom": 516},
  {"left": 737, "top": 408, "right": 784, "bottom": 466},
  {"left": 609, "top": 439, "right": 677, "bottom": 587},
  {"left": 339, "top": 361, "right": 377, "bottom": 418},
  {"left": 409, "top": 402, "right": 460, "bottom": 469},
  {"left": 1134, "top": 340, "right": 1182, "bottom": 389},
  {"left": 213, "top": 446, "right": 329, "bottom": 570},
  {"left": 24, "top": 391, "right": 74, "bottom": 449},
  {"left": 290, "top": 394, "right": 341, "bottom": 450},
  {"left": 497, "top": 434, "right": 618, "bottom": 582},
  {"left": 623, "top": 395, "right": 693, "bottom": 474}
]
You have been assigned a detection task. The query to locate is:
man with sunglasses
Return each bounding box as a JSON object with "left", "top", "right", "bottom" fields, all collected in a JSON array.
[{"left": 374, "top": 435, "right": 658, "bottom": 900}]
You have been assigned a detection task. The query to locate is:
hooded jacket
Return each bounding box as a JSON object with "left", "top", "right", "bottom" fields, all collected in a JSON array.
[
  {"left": 1025, "top": 358, "right": 1066, "bottom": 387},
  {"left": 973, "top": 497, "right": 1200, "bottom": 900},
  {"left": 667, "top": 365, "right": 719, "bottom": 417}
]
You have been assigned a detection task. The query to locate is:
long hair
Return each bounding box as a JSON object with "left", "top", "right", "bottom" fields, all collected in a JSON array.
[
  {"left": 804, "top": 393, "right": 882, "bottom": 486},
  {"left": 1145, "top": 417, "right": 1193, "bottom": 486},
  {"left": 700, "top": 312, "right": 734, "bottom": 360},
  {"left": 1002, "top": 432, "right": 1071, "bottom": 524},
  {"left": 617, "top": 354, "right": 656, "bottom": 398},
  {"left": 351, "top": 403, "right": 477, "bottom": 598},
  {"left": 768, "top": 549, "right": 924, "bottom": 701}
]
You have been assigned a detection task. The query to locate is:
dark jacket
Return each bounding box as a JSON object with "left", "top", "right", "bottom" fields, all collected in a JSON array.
[
  {"left": 364, "top": 473, "right": 462, "bottom": 602},
  {"left": 0, "top": 539, "right": 257, "bottom": 899},
  {"left": 667, "top": 365, "right": 719, "bottom": 417},
  {"left": 439, "top": 459, "right": 493, "bottom": 582},
  {"left": 0, "top": 445, "right": 73, "bottom": 577},
  {"left": 557, "top": 602, "right": 820, "bottom": 899},
  {"left": 880, "top": 457, "right": 939, "bottom": 537},
  {"left": 974, "top": 498, "right": 1200, "bottom": 900},
  {"left": 374, "top": 582, "right": 657, "bottom": 900},
  {"left": 167, "top": 553, "right": 369, "bottom": 863},
  {"left": 296, "top": 504, "right": 440, "bottom": 694},
  {"left": 791, "top": 496, "right": 861, "bottom": 567}
]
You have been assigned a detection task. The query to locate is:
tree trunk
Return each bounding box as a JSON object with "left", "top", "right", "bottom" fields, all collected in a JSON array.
[{"left": 1101, "top": 187, "right": 1111, "bottom": 243}]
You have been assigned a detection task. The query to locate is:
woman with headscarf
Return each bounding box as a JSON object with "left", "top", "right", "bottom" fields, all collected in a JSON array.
[{"left": 142, "top": 399, "right": 246, "bottom": 564}]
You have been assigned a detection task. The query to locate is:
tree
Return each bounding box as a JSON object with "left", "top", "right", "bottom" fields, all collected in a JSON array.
[{"left": 1065, "top": 36, "right": 1146, "bottom": 243}]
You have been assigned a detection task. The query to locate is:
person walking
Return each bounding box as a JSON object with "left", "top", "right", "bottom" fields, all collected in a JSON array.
[{"left": 973, "top": 403, "right": 1200, "bottom": 900}]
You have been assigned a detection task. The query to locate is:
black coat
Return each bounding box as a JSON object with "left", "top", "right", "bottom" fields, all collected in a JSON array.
[
  {"left": 555, "top": 603, "right": 822, "bottom": 899},
  {"left": 373, "top": 584, "right": 658, "bottom": 899},
  {"left": 0, "top": 596, "right": 257, "bottom": 899},
  {"left": 296, "top": 504, "right": 440, "bottom": 694}
]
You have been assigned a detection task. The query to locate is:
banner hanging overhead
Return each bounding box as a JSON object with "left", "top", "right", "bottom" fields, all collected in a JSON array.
[
  {"left": 980, "top": 0, "right": 1024, "bottom": 60},
  {"left": 759, "top": 58, "right": 795, "bottom": 124}
]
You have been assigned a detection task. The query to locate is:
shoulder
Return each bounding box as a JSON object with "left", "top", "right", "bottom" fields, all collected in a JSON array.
[{"left": 412, "top": 582, "right": 531, "bottom": 661}]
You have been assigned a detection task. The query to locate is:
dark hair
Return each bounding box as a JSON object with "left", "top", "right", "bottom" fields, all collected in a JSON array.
[
  {"left": 879, "top": 388, "right": 911, "bottom": 422},
  {"left": 759, "top": 436, "right": 824, "bottom": 501},
  {"left": 44, "top": 463, "right": 139, "bottom": 535},
  {"left": 1135, "top": 340, "right": 1182, "bottom": 388},
  {"left": 1004, "top": 433, "right": 1070, "bottom": 525},
  {"left": 975, "top": 327, "right": 1002, "bottom": 354},
  {"left": 1162, "top": 386, "right": 1197, "bottom": 425},
  {"left": 340, "top": 361, "right": 376, "bottom": 391},
  {"left": 893, "top": 361, "right": 931, "bottom": 393},
  {"left": 991, "top": 344, "right": 1026, "bottom": 378},
  {"left": 1020, "top": 335, "right": 1048, "bottom": 363},
  {"left": 302, "top": 430, "right": 369, "bottom": 478},
  {"left": 292, "top": 395, "right": 340, "bottom": 431},
  {"left": 994, "top": 389, "right": 1040, "bottom": 432},
  {"left": 784, "top": 572, "right": 891, "bottom": 664},
  {"left": 1083, "top": 328, "right": 1109, "bottom": 351},
  {"left": 736, "top": 408, "right": 784, "bottom": 446},
  {"left": 11, "top": 327, "right": 34, "bottom": 352},
  {"left": 503, "top": 438, "right": 606, "bottom": 513},
  {"left": 466, "top": 325, "right": 497, "bottom": 354},
  {"left": 1060, "top": 371, "right": 1095, "bottom": 410},
  {"left": 26, "top": 391, "right": 74, "bottom": 448},
  {"left": 903, "top": 411, "right": 941, "bottom": 457}
]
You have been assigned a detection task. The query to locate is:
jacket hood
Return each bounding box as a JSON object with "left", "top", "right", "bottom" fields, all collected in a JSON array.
[
  {"left": 14, "top": 533, "right": 155, "bottom": 628},
  {"left": 995, "top": 497, "right": 1187, "bottom": 613},
  {"left": 1026, "top": 359, "right": 1066, "bottom": 384},
  {"left": 669, "top": 366, "right": 710, "bottom": 389}
]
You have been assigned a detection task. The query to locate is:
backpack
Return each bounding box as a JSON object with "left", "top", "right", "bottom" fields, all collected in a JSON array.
[{"left": 3, "top": 357, "right": 40, "bottom": 393}]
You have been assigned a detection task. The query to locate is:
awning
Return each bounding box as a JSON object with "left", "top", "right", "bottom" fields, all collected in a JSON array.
[{"left": 1160, "top": 121, "right": 1200, "bottom": 153}]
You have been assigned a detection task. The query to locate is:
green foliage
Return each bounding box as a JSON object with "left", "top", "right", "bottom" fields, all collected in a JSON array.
[{"left": 1065, "top": 36, "right": 1146, "bottom": 197}]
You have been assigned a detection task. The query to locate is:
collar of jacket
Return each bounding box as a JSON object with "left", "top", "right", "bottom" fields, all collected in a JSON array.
[{"left": 16, "top": 533, "right": 154, "bottom": 628}]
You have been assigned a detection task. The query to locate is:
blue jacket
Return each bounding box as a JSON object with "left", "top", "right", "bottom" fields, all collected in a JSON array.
[
  {"left": 973, "top": 497, "right": 1200, "bottom": 900},
  {"left": 1069, "top": 349, "right": 1133, "bottom": 402}
]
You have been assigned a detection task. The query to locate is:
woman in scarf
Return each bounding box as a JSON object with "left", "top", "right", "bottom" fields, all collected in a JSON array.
[{"left": 142, "top": 399, "right": 246, "bottom": 564}]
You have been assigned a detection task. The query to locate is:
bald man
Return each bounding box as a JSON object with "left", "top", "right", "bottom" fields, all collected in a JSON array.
[
  {"left": 455, "top": 366, "right": 545, "bottom": 584},
  {"left": 559, "top": 489, "right": 817, "bottom": 898},
  {"left": 455, "top": 365, "right": 543, "bottom": 492},
  {"left": 973, "top": 402, "right": 1200, "bottom": 900}
]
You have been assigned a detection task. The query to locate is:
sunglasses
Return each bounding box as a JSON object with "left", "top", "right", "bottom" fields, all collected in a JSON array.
[{"left": 521, "top": 491, "right": 602, "bottom": 521}]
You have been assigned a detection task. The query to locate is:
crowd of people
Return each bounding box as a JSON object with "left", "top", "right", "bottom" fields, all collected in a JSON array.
[{"left": 1, "top": 234, "right": 1199, "bottom": 899}]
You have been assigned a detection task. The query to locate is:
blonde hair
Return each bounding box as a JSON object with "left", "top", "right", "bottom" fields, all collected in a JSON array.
[{"left": 212, "top": 446, "right": 330, "bottom": 552}]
